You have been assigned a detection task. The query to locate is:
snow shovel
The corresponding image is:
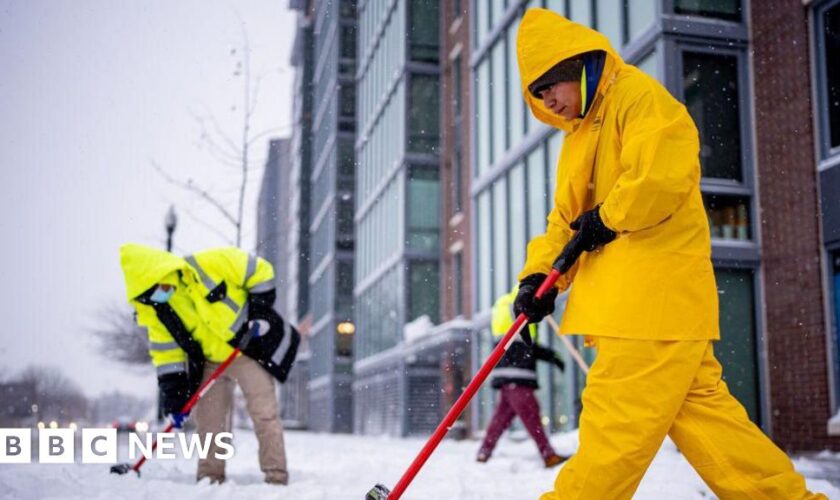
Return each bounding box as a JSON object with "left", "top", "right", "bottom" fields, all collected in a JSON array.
[
  {"left": 367, "top": 250, "right": 573, "bottom": 500},
  {"left": 110, "top": 327, "right": 256, "bottom": 476},
  {"left": 545, "top": 315, "right": 590, "bottom": 374}
]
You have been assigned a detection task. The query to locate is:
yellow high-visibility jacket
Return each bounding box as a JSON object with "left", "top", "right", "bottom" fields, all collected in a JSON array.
[
  {"left": 119, "top": 243, "right": 276, "bottom": 375},
  {"left": 491, "top": 287, "right": 537, "bottom": 340},
  {"left": 516, "top": 9, "right": 719, "bottom": 341}
]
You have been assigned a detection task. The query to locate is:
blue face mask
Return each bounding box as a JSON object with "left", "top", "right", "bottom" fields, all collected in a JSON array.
[{"left": 150, "top": 285, "right": 175, "bottom": 303}]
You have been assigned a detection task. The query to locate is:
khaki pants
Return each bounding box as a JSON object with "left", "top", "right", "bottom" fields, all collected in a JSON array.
[
  {"left": 544, "top": 337, "right": 824, "bottom": 500},
  {"left": 193, "top": 355, "right": 287, "bottom": 484}
]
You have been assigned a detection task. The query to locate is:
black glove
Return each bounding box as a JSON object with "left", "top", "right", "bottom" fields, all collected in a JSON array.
[
  {"left": 513, "top": 273, "right": 559, "bottom": 342},
  {"left": 553, "top": 354, "right": 566, "bottom": 372},
  {"left": 556, "top": 206, "right": 617, "bottom": 273},
  {"left": 158, "top": 371, "right": 191, "bottom": 416}
]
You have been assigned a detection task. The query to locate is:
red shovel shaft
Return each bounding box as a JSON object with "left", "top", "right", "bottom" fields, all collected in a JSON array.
[
  {"left": 129, "top": 347, "right": 242, "bottom": 474},
  {"left": 388, "top": 270, "right": 561, "bottom": 499}
]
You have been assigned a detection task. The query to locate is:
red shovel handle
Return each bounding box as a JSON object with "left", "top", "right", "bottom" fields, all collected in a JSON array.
[
  {"left": 386, "top": 270, "right": 561, "bottom": 499},
  {"left": 128, "top": 347, "right": 241, "bottom": 474}
]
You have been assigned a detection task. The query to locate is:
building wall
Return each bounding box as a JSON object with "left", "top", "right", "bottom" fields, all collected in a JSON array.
[
  {"left": 748, "top": 0, "right": 840, "bottom": 450},
  {"left": 287, "top": 1, "right": 316, "bottom": 430},
  {"left": 256, "top": 138, "right": 289, "bottom": 305},
  {"left": 288, "top": 7, "right": 314, "bottom": 326},
  {"left": 353, "top": 0, "right": 441, "bottom": 435},
  {"left": 255, "top": 138, "right": 310, "bottom": 427},
  {"left": 305, "top": 0, "right": 357, "bottom": 433},
  {"left": 440, "top": 3, "right": 473, "bottom": 323}
]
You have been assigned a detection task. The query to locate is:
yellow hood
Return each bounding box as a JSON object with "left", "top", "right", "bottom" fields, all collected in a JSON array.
[
  {"left": 119, "top": 243, "right": 187, "bottom": 301},
  {"left": 516, "top": 8, "right": 623, "bottom": 132}
]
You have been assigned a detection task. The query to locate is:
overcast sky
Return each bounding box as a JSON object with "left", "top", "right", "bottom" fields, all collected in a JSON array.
[{"left": 0, "top": 1, "right": 296, "bottom": 398}]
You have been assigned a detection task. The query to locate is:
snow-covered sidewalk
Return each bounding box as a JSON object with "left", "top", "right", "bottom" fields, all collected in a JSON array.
[{"left": 1, "top": 429, "right": 838, "bottom": 499}]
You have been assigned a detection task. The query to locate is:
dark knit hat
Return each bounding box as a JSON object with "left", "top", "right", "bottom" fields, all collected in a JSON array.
[{"left": 528, "top": 57, "right": 584, "bottom": 98}]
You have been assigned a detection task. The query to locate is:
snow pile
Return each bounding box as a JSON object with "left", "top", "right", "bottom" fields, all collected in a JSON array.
[
  {"left": 403, "top": 315, "right": 434, "bottom": 343},
  {"left": 0, "top": 429, "right": 837, "bottom": 499}
]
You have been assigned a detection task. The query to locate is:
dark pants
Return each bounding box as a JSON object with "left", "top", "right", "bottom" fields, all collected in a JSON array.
[{"left": 479, "top": 384, "right": 556, "bottom": 460}]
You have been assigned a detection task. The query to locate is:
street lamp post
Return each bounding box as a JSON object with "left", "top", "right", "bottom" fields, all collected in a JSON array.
[
  {"left": 165, "top": 205, "right": 177, "bottom": 252},
  {"left": 158, "top": 205, "right": 178, "bottom": 422}
]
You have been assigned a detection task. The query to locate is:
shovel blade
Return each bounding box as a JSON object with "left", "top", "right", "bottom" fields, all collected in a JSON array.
[
  {"left": 110, "top": 463, "right": 136, "bottom": 475},
  {"left": 366, "top": 484, "right": 391, "bottom": 500}
]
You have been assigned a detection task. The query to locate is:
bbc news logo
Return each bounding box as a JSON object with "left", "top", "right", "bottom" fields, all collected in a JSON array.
[{"left": 0, "top": 429, "right": 235, "bottom": 463}]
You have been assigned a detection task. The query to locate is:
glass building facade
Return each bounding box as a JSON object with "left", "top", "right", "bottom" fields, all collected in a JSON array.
[
  {"left": 305, "top": 0, "right": 358, "bottom": 433},
  {"left": 287, "top": 1, "right": 315, "bottom": 430},
  {"left": 353, "top": 0, "right": 442, "bottom": 435},
  {"left": 470, "top": 0, "right": 765, "bottom": 433}
]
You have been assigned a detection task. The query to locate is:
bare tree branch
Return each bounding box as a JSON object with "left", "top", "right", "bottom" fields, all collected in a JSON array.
[
  {"left": 189, "top": 106, "right": 241, "bottom": 158},
  {"left": 149, "top": 159, "right": 239, "bottom": 228},
  {"left": 90, "top": 303, "right": 150, "bottom": 366},
  {"left": 192, "top": 137, "right": 244, "bottom": 169},
  {"left": 248, "top": 71, "right": 267, "bottom": 118},
  {"left": 235, "top": 15, "right": 252, "bottom": 248}
]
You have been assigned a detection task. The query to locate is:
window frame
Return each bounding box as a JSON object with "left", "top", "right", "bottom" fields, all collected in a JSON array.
[{"left": 666, "top": 39, "right": 760, "bottom": 264}]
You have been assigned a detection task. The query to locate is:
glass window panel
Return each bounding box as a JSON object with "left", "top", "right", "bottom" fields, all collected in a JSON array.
[
  {"left": 340, "top": 84, "right": 355, "bottom": 118},
  {"left": 339, "top": 0, "right": 356, "bottom": 18},
  {"left": 409, "top": 261, "right": 440, "bottom": 323},
  {"left": 492, "top": 41, "right": 507, "bottom": 162},
  {"left": 824, "top": 4, "right": 840, "bottom": 149},
  {"left": 336, "top": 260, "right": 354, "bottom": 322},
  {"left": 683, "top": 51, "right": 742, "bottom": 181},
  {"left": 636, "top": 49, "right": 660, "bottom": 81},
  {"left": 338, "top": 138, "right": 354, "bottom": 177},
  {"left": 527, "top": 145, "right": 548, "bottom": 240},
  {"left": 491, "top": 0, "right": 506, "bottom": 29},
  {"left": 453, "top": 252, "right": 463, "bottom": 316},
  {"left": 477, "top": 190, "right": 493, "bottom": 310},
  {"left": 507, "top": 24, "right": 525, "bottom": 148},
  {"left": 407, "top": 168, "right": 440, "bottom": 251},
  {"left": 475, "top": 0, "right": 489, "bottom": 45},
  {"left": 410, "top": 0, "right": 439, "bottom": 63},
  {"left": 715, "top": 269, "right": 759, "bottom": 424},
  {"left": 704, "top": 194, "right": 751, "bottom": 241},
  {"left": 674, "top": 0, "right": 742, "bottom": 22},
  {"left": 341, "top": 24, "right": 356, "bottom": 59},
  {"left": 570, "top": 0, "right": 592, "bottom": 27},
  {"left": 453, "top": 56, "right": 462, "bottom": 120},
  {"left": 596, "top": 0, "right": 623, "bottom": 49},
  {"left": 832, "top": 251, "right": 840, "bottom": 393},
  {"left": 477, "top": 60, "right": 491, "bottom": 177},
  {"left": 545, "top": 0, "right": 565, "bottom": 15},
  {"left": 453, "top": 149, "right": 464, "bottom": 213},
  {"left": 627, "top": 0, "right": 656, "bottom": 41},
  {"left": 509, "top": 162, "right": 527, "bottom": 283},
  {"left": 408, "top": 75, "right": 440, "bottom": 154},
  {"left": 493, "top": 178, "right": 510, "bottom": 298}
]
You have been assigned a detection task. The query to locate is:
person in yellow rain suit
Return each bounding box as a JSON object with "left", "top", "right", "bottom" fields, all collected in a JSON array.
[
  {"left": 120, "top": 244, "right": 299, "bottom": 485},
  {"left": 511, "top": 9, "right": 825, "bottom": 499}
]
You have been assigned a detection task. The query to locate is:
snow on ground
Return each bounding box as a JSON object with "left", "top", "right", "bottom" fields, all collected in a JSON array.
[{"left": 1, "top": 429, "right": 838, "bottom": 499}]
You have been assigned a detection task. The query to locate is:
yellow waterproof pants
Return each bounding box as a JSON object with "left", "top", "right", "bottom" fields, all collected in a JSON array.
[{"left": 542, "top": 337, "right": 825, "bottom": 500}]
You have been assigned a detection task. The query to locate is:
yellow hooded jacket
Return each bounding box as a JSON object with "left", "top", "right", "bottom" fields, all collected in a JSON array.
[
  {"left": 119, "top": 244, "right": 276, "bottom": 373},
  {"left": 516, "top": 9, "right": 719, "bottom": 341}
]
